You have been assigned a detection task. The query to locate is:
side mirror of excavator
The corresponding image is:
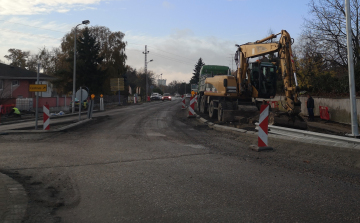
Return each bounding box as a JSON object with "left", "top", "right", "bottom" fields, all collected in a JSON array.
[{"left": 223, "top": 79, "right": 228, "bottom": 87}]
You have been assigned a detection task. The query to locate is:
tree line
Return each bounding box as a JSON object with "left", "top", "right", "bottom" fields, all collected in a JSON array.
[{"left": 3, "top": 26, "right": 158, "bottom": 99}]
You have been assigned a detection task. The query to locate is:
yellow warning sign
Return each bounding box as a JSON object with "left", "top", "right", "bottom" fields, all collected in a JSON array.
[{"left": 29, "top": 84, "right": 47, "bottom": 92}]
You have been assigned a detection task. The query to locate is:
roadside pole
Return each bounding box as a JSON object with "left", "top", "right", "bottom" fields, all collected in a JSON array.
[
  {"left": 35, "top": 64, "right": 40, "bottom": 130},
  {"left": 78, "top": 87, "right": 82, "bottom": 121},
  {"left": 345, "top": 0, "right": 359, "bottom": 137},
  {"left": 118, "top": 90, "right": 121, "bottom": 105}
]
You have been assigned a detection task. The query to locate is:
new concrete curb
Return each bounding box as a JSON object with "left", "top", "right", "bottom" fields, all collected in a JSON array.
[
  {"left": 0, "top": 119, "right": 92, "bottom": 134},
  {"left": 195, "top": 112, "right": 257, "bottom": 135},
  {"left": 0, "top": 173, "right": 27, "bottom": 223}
]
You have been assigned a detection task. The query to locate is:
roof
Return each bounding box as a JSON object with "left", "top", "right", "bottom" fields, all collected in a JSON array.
[
  {"left": 0, "top": 63, "right": 55, "bottom": 80},
  {"left": 200, "top": 65, "right": 230, "bottom": 76}
]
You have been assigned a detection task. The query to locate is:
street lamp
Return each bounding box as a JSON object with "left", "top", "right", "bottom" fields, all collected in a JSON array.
[
  {"left": 145, "top": 59, "right": 153, "bottom": 99},
  {"left": 72, "top": 20, "right": 90, "bottom": 113}
]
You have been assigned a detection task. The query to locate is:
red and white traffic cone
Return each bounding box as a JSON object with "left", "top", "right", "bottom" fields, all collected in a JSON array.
[
  {"left": 188, "top": 96, "right": 196, "bottom": 118},
  {"left": 181, "top": 95, "right": 186, "bottom": 109},
  {"left": 43, "top": 105, "right": 50, "bottom": 130},
  {"left": 256, "top": 104, "right": 273, "bottom": 151}
]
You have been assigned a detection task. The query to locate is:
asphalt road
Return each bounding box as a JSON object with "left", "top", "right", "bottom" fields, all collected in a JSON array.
[{"left": 1, "top": 99, "right": 360, "bottom": 222}]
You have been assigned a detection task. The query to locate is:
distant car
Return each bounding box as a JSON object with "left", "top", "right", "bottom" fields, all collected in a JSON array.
[
  {"left": 150, "top": 93, "right": 161, "bottom": 101},
  {"left": 162, "top": 93, "right": 171, "bottom": 101}
]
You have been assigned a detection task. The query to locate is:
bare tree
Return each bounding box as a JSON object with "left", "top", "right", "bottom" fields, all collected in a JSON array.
[{"left": 302, "top": 0, "right": 360, "bottom": 74}]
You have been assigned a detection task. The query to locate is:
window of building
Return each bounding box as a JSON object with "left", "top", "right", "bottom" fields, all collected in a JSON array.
[{"left": 12, "top": 80, "right": 19, "bottom": 86}]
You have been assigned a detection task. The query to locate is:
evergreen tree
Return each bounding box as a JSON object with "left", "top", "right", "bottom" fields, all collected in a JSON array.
[
  {"left": 190, "top": 58, "right": 205, "bottom": 84},
  {"left": 76, "top": 27, "right": 107, "bottom": 95}
]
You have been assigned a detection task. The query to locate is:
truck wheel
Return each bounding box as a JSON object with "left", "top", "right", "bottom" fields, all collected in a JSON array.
[
  {"left": 218, "top": 101, "right": 226, "bottom": 122},
  {"left": 195, "top": 96, "right": 201, "bottom": 112},
  {"left": 200, "top": 96, "right": 206, "bottom": 114},
  {"left": 208, "top": 100, "right": 217, "bottom": 118}
]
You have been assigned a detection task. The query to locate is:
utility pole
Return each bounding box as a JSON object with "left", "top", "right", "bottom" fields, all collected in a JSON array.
[
  {"left": 161, "top": 73, "right": 163, "bottom": 93},
  {"left": 143, "top": 45, "right": 149, "bottom": 98},
  {"left": 345, "top": 0, "right": 359, "bottom": 137}
]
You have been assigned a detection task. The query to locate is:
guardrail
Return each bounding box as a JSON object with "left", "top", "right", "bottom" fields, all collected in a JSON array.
[{"left": 255, "top": 123, "right": 360, "bottom": 149}]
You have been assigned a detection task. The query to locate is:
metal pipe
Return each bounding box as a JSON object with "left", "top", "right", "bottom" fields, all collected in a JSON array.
[
  {"left": 78, "top": 87, "right": 82, "bottom": 121},
  {"left": 35, "top": 64, "right": 40, "bottom": 130}
]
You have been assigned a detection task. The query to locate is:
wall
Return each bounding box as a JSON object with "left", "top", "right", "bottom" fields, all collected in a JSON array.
[
  {"left": 12, "top": 80, "right": 34, "bottom": 98},
  {"left": 33, "top": 96, "right": 72, "bottom": 108},
  {"left": 270, "top": 96, "right": 360, "bottom": 125}
]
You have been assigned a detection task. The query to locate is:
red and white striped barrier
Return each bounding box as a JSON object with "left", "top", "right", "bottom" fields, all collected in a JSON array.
[
  {"left": 181, "top": 95, "right": 186, "bottom": 109},
  {"left": 188, "top": 96, "right": 196, "bottom": 117},
  {"left": 258, "top": 104, "right": 269, "bottom": 147},
  {"left": 43, "top": 104, "right": 50, "bottom": 130}
]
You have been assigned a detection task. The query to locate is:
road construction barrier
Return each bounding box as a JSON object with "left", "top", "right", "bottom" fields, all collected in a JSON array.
[
  {"left": 188, "top": 96, "right": 196, "bottom": 117},
  {"left": 1, "top": 104, "right": 15, "bottom": 115},
  {"left": 319, "top": 106, "right": 330, "bottom": 120},
  {"left": 270, "top": 101, "right": 278, "bottom": 109},
  {"left": 181, "top": 95, "right": 186, "bottom": 109},
  {"left": 258, "top": 104, "right": 269, "bottom": 147},
  {"left": 134, "top": 95, "right": 137, "bottom": 104},
  {"left": 100, "top": 98, "right": 104, "bottom": 111},
  {"left": 43, "top": 104, "right": 50, "bottom": 130}
]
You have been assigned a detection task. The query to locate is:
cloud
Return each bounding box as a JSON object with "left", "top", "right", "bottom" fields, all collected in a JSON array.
[
  {"left": 0, "top": 0, "right": 105, "bottom": 15},
  {"left": 0, "top": 17, "right": 71, "bottom": 64},
  {"left": 125, "top": 29, "right": 237, "bottom": 84},
  {"left": 162, "top": 1, "right": 174, "bottom": 9}
]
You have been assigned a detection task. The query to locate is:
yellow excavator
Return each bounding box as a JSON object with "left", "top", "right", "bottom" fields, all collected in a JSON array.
[{"left": 197, "top": 30, "right": 307, "bottom": 129}]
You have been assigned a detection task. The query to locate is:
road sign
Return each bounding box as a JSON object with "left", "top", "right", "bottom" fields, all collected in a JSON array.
[
  {"left": 76, "top": 89, "right": 88, "bottom": 101},
  {"left": 110, "top": 78, "right": 124, "bottom": 91},
  {"left": 29, "top": 84, "right": 47, "bottom": 92},
  {"left": 100, "top": 94, "right": 103, "bottom": 98},
  {"left": 91, "top": 94, "right": 95, "bottom": 99}
]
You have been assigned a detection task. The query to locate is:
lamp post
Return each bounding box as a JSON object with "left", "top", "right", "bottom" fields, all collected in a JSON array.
[
  {"left": 72, "top": 20, "right": 90, "bottom": 113},
  {"left": 145, "top": 59, "right": 153, "bottom": 99}
]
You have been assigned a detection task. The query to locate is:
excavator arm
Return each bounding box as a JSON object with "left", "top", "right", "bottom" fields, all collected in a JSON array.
[{"left": 235, "top": 30, "right": 301, "bottom": 116}]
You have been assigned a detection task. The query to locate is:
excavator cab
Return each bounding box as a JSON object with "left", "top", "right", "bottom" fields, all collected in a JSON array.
[{"left": 249, "top": 62, "right": 277, "bottom": 98}]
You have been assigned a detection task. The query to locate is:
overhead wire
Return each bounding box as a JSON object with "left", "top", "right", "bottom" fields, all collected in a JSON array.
[{"left": 147, "top": 46, "right": 196, "bottom": 62}]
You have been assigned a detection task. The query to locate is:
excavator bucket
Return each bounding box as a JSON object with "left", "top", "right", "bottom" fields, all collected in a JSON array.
[{"left": 269, "top": 112, "right": 308, "bottom": 130}]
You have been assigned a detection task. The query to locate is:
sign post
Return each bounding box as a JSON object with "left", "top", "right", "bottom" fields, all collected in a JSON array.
[
  {"left": 110, "top": 78, "right": 124, "bottom": 105},
  {"left": 100, "top": 94, "right": 104, "bottom": 111},
  {"left": 35, "top": 64, "right": 40, "bottom": 130}
]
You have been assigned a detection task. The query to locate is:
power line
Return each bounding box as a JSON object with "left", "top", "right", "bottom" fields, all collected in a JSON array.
[
  {"left": 150, "top": 52, "right": 193, "bottom": 66},
  {"left": 148, "top": 46, "right": 196, "bottom": 62},
  {"left": 127, "top": 48, "right": 194, "bottom": 65}
]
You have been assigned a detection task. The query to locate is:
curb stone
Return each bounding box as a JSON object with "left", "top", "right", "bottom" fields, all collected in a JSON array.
[{"left": 0, "top": 173, "right": 27, "bottom": 223}]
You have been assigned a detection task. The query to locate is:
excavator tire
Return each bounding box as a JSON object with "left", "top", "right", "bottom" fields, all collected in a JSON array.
[
  {"left": 208, "top": 100, "right": 217, "bottom": 118},
  {"left": 270, "top": 112, "right": 308, "bottom": 130},
  {"left": 200, "top": 96, "right": 206, "bottom": 114},
  {"left": 218, "top": 101, "right": 226, "bottom": 122}
]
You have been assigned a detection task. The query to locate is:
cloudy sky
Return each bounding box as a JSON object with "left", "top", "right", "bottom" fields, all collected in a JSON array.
[{"left": 0, "top": 0, "right": 311, "bottom": 84}]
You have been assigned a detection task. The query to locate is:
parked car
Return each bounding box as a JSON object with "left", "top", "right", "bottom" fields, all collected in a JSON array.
[
  {"left": 162, "top": 93, "right": 171, "bottom": 101},
  {"left": 150, "top": 93, "right": 161, "bottom": 101}
]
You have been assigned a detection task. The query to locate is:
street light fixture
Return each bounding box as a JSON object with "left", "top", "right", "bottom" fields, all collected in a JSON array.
[{"left": 72, "top": 20, "right": 90, "bottom": 113}]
